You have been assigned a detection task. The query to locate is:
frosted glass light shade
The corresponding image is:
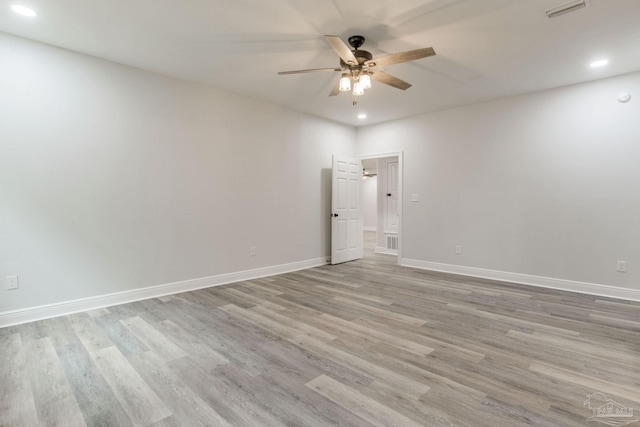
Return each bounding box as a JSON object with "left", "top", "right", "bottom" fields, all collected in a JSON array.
[
  {"left": 353, "top": 81, "right": 365, "bottom": 96},
  {"left": 339, "top": 75, "right": 351, "bottom": 92},
  {"left": 360, "top": 74, "right": 371, "bottom": 89}
]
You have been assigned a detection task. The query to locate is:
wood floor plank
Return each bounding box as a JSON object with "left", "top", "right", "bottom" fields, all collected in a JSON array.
[
  {"left": 167, "top": 356, "right": 288, "bottom": 426},
  {"left": 507, "top": 328, "right": 639, "bottom": 366},
  {"left": 121, "top": 316, "right": 187, "bottom": 362},
  {"left": 92, "top": 316, "right": 149, "bottom": 357},
  {"left": 160, "top": 299, "right": 271, "bottom": 377},
  {"left": 249, "top": 303, "right": 338, "bottom": 341},
  {"left": 219, "top": 286, "right": 286, "bottom": 309},
  {"left": 313, "top": 284, "right": 395, "bottom": 305},
  {"left": 306, "top": 374, "right": 423, "bottom": 427},
  {"left": 56, "top": 341, "right": 133, "bottom": 426},
  {"left": 24, "top": 337, "right": 86, "bottom": 427},
  {"left": 319, "top": 312, "right": 435, "bottom": 356},
  {"left": 253, "top": 370, "right": 377, "bottom": 427},
  {"left": 87, "top": 308, "right": 110, "bottom": 318},
  {"left": 216, "top": 362, "right": 372, "bottom": 427},
  {"left": 529, "top": 361, "right": 640, "bottom": 405},
  {"left": 156, "top": 319, "right": 229, "bottom": 371},
  {"left": 16, "top": 320, "right": 48, "bottom": 344},
  {"left": 354, "top": 316, "right": 486, "bottom": 363},
  {"left": 128, "top": 350, "right": 230, "bottom": 426},
  {"left": 68, "top": 313, "right": 113, "bottom": 353},
  {"left": 42, "top": 316, "right": 78, "bottom": 350},
  {"left": 292, "top": 332, "right": 431, "bottom": 397},
  {"left": 589, "top": 312, "right": 640, "bottom": 330},
  {"left": 0, "top": 333, "right": 40, "bottom": 427},
  {"left": 329, "top": 295, "right": 428, "bottom": 326},
  {"left": 90, "top": 346, "right": 172, "bottom": 426}
]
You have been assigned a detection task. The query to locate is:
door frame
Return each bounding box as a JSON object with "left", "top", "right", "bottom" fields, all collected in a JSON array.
[{"left": 360, "top": 151, "right": 403, "bottom": 263}]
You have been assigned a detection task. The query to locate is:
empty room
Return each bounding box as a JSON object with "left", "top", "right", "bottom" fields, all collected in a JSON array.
[{"left": 1, "top": 0, "right": 639, "bottom": 426}]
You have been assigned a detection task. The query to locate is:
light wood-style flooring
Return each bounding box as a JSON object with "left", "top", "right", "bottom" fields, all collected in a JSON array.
[{"left": 1, "top": 232, "right": 639, "bottom": 426}]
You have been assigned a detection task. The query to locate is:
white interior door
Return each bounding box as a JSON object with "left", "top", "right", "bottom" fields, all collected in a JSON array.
[{"left": 331, "top": 156, "right": 363, "bottom": 264}]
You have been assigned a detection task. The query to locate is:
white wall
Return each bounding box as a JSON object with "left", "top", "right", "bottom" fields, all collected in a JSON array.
[
  {"left": 0, "top": 33, "right": 355, "bottom": 314},
  {"left": 356, "top": 72, "right": 640, "bottom": 295},
  {"left": 2, "top": 32, "right": 639, "bottom": 317},
  {"left": 361, "top": 176, "right": 377, "bottom": 230}
]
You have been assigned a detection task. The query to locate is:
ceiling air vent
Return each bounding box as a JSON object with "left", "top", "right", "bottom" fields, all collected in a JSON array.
[{"left": 545, "top": 0, "right": 589, "bottom": 18}]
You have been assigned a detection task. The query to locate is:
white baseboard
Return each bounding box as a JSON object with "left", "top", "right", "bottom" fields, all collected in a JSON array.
[
  {"left": 375, "top": 246, "right": 398, "bottom": 256},
  {"left": 400, "top": 258, "right": 640, "bottom": 302},
  {"left": 0, "top": 257, "right": 329, "bottom": 328}
]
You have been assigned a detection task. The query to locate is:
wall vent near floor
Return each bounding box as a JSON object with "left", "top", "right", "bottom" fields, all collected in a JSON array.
[
  {"left": 386, "top": 235, "right": 398, "bottom": 251},
  {"left": 545, "top": 0, "right": 589, "bottom": 18}
]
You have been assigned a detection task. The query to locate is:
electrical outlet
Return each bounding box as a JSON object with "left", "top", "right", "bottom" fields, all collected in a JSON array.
[
  {"left": 7, "top": 275, "right": 19, "bottom": 290},
  {"left": 250, "top": 246, "right": 256, "bottom": 257},
  {"left": 616, "top": 261, "right": 627, "bottom": 273},
  {"left": 455, "top": 245, "right": 462, "bottom": 255}
]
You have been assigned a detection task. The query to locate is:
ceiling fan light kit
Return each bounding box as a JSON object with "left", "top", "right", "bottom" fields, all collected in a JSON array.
[{"left": 278, "top": 34, "right": 436, "bottom": 103}]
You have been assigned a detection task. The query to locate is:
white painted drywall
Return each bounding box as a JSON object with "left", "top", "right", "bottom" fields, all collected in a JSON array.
[
  {"left": 361, "top": 176, "right": 377, "bottom": 230},
  {"left": 0, "top": 33, "right": 355, "bottom": 313},
  {"left": 356, "top": 72, "right": 640, "bottom": 291}
]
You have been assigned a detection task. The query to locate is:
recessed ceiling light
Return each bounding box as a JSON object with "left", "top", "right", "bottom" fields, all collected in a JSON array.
[
  {"left": 11, "top": 4, "right": 36, "bottom": 16},
  {"left": 358, "top": 113, "right": 367, "bottom": 119},
  {"left": 590, "top": 59, "right": 609, "bottom": 68}
]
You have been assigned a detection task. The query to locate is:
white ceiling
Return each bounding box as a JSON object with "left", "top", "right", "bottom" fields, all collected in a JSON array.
[{"left": 1, "top": 0, "right": 640, "bottom": 126}]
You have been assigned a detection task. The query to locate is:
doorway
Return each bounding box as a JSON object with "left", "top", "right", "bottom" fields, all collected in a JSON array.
[{"left": 361, "top": 153, "right": 402, "bottom": 262}]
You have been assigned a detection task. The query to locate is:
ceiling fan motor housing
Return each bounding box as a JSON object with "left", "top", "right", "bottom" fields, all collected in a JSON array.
[
  {"left": 342, "top": 35, "right": 373, "bottom": 68},
  {"left": 340, "top": 49, "right": 373, "bottom": 68}
]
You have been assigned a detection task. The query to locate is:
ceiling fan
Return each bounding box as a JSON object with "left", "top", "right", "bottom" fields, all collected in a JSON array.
[{"left": 278, "top": 35, "right": 436, "bottom": 100}]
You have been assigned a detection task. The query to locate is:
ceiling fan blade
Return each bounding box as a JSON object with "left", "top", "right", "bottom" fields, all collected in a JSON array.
[
  {"left": 370, "top": 71, "right": 412, "bottom": 90},
  {"left": 329, "top": 81, "right": 340, "bottom": 96},
  {"left": 366, "top": 47, "right": 435, "bottom": 68},
  {"left": 325, "top": 35, "right": 358, "bottom": 65},
  {"left": 278, "top": 67, "right": 342, "bottom": 75}
]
